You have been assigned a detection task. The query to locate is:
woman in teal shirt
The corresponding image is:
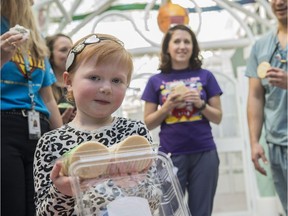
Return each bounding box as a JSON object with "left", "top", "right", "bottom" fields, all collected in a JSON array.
[{"left": 0, "top": 0, "right": 62, "bottom": 215}]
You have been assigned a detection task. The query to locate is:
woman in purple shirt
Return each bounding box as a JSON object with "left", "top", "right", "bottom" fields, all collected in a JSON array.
[{"left": 141, "top": 24, "right": 223, "bottom": 216}]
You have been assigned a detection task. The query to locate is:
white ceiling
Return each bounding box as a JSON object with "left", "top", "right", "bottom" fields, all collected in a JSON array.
[{"left": 33, "top": 0, "right": 276, "bottom": 54}]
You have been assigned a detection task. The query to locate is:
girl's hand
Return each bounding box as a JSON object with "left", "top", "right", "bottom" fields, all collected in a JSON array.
[{"left": 50, "top": 160, "right": 74, "bottom": 196}]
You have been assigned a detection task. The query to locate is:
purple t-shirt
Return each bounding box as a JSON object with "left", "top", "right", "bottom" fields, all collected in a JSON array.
[{"left": 141, "top": 68, "right": 223, "bottom": 155}]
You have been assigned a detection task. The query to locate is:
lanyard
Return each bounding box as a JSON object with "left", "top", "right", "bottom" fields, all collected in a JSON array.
[
  {"left": 269, "top": 42, "right": 288, "bottom": 66},
  {"left": 23, "top": 54, "right": 36, "bottom": 111}
]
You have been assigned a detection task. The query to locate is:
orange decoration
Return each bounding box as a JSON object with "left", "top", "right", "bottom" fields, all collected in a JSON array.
[{"left": 157, "top": 0, "right": 190, "bottom": 33}]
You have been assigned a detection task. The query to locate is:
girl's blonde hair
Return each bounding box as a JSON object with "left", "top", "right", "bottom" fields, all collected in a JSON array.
[
  {"left": 68, "top": 33, "right": 133, "bottom": 83},
  {"left": 1, "top": 0, "right": 49, "bottom": 59},
  {"left": 66, "top": 33, "right": 133, "bottom": 102}
]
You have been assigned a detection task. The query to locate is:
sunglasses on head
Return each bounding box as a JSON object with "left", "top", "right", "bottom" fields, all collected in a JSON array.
[{"left": 65, "top": 34, "right": 124, "bottom": 72}]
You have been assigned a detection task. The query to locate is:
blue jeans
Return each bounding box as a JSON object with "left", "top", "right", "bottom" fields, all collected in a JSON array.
[
  {"left": 171, "top": 150, "right": 219, "bottom": 216},
  {"left": 268, "top": 143, "right": 288, "bottom": 216}
]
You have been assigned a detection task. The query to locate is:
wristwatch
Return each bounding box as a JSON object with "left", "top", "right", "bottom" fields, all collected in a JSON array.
[{"left": 198, "top": 100, "right": 207, "bottom": 111}]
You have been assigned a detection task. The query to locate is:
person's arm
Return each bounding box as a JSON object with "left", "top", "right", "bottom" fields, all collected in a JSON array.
[
  {"left": 183, "top": 88, "right": 222, "bottom": 124},
  {"left": 143, "top": 102, "right": 166, "bottom": 130},
  {"left": 34, "top": 136, "right": 75, "bottom": 215},
  {"left": 247, "top": 77, "right": 268, "bottom": 175},
  {"left": 199, "top": 95, "right": 222, "bottom": 125},
  {"left": 40, "top": 86, "right": 63, "bottom": 129},
  {"left": 143, "top": 92, "right": 182, "bottom": 130}
]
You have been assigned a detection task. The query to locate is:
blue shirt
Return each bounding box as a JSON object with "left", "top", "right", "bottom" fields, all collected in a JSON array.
[
  {"left": 1, "top": 17, "right": 56, "bottom": 117},
  {"left": 245, "top": 29, "right": 288, "bottom": 146},
  {"left": 141, "top": 68, "right": 223, "bottom": 155}
]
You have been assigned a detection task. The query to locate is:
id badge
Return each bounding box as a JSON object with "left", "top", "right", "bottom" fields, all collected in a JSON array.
[{"left": 28, "top": 110, "right": 41, "bottom": 140}]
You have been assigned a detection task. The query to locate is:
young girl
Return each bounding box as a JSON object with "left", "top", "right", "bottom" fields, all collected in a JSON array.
[{"left": 34, "top": 33, "right": 159, "bottom": 215}]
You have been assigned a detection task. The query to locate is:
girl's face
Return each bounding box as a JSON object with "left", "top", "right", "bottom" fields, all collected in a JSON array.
[
  {"left": 52, "top": 36, "right": 72, "bottom": 73},
  {"left": 66, "top": 57, "right": 129, "bottom": 121},
  {"left": 168, "top": 29, "right": 193, "bottom": 69}
]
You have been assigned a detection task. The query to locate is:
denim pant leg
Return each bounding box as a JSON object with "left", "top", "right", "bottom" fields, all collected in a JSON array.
[{"left": 268, "top": 144, "right": 288, "bottom": 216}]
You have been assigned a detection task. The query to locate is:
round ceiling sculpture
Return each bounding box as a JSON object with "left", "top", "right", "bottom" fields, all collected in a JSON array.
[{"left": 157, "top": 0, "right": 190, "bottom": 33}]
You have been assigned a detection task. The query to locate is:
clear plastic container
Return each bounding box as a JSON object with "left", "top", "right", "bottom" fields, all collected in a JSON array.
[{"left": 67, "top": 146, "right": 191, "bottom": 216}]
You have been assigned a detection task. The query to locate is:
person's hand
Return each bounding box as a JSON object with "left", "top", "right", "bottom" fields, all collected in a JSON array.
[
  {"left": 251, "top": 142, "right": 269, "bottom": 176},
  {"left": 0, "top": 31, "right": 27, "bottom": 66},
  {"left": 162, "top": 92, "right": 185, "bottom": 113},
  {"left": 183, "top": 88, "right": 203, "bottom": 108},
  {"left": 266, "top": 67, "right": 288, "bottom": 89},
  {"left": 62, "top": 107, "right": 76, "bottom": 124},
  {"left": 50, "top": 160, "right": 74, "bottom": 196}
]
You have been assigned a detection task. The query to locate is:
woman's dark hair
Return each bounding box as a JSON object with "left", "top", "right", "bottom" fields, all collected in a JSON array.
[
  {"left": 45, "top": 33, "right": 72, "bottom": 70},
  {"left": 159, "top": 24, "right": 202, "bottom": 73}
]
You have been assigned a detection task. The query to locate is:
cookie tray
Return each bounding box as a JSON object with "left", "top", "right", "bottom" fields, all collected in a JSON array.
[{"left": 68, "top": 148, "right": 191, "bottom": 216}]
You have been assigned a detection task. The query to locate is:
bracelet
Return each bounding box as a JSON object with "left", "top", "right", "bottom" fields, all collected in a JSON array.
[{"left": 198, "top": 100, "right": 207, "bottom": 111}]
